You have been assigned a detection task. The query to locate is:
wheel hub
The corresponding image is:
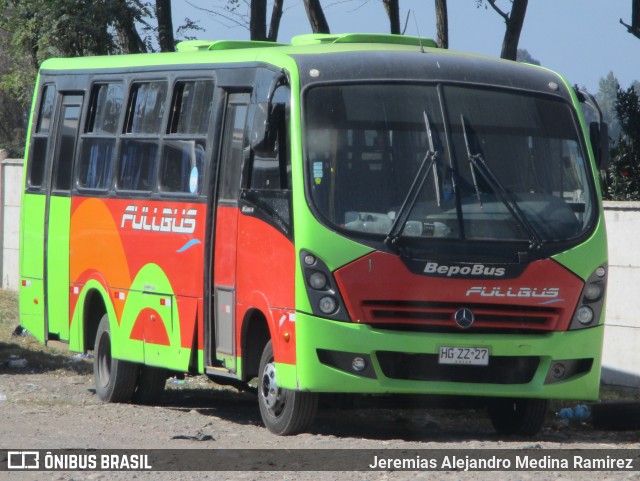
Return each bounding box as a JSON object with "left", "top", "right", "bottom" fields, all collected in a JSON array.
[{"left": 261, "top": 362, "right": 284, "bottom": 416}]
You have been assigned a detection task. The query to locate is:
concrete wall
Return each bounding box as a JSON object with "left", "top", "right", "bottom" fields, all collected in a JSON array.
[
  {"left": 601, "top": 201, "right": 640, "bottom": 388},
  {"left": 0, "top": 158, "right": 22, "bottom": 291}
]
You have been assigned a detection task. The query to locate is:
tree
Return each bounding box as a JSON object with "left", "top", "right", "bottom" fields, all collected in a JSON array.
[
  {"left": 620, "top": 0, "right": 640, "bottom": 39},
  {"left": 0, "top": 0, "right": 200, "bottom": 155},
  {"left": 156, "top": 0, "right": 176, "bottom": 52},
  {"left": 516, "top": 48, "right": 539, "bottom": 65},
  {"left": 113, "top": 0, "right": 150, "bottom": 53},
  {"left": 304, "top": 0, "right": 330, "bottom": 33},
  {"left": 383, "top": 0, "right": 401, "bottom": 35},
  {"left": 268, "top": 0, "right": 284, "bottom": 41},
  {"left": 435, "top": 0, "right": 448, "bottom": 48},
  {"left": 477, "top": 0, "right": 529, "bottom": 61},
  {"left": 607, "top": 84, "right": 640, "bottom": 200},
  {"left": 193, "top": 0, "right": 283, "bottom": 41},
  {"left": 250, "top": 0, "right": 267, "bottom": 40},
  {"left": 596, "top": 72, "right": 622, "bottom": 142},
  {"left": 0, "top": 25, "right": 27, "bottom": 156}
]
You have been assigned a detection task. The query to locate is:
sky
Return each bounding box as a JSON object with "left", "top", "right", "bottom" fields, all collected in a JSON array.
[{"left": 173, "top": 0, "right": 638, "bottom": 94}]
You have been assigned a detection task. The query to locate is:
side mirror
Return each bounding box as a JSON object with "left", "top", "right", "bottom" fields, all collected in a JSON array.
[
  {"left": 251, "top": 102, "right": 284, "bottom": 155},
  {"left": 251, "top": 102, "right": 270, "bottom": 151},
  {"left": 589, "top": 121, "right": 610, "bottom": 170}
]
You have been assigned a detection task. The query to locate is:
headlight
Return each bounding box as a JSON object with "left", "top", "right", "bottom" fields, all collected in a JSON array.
[
  {"left": 583, "top": 283, "right": 603, "bottom": 301},
  {"left": 308, "top": 271, "right": 328, "bottom": 290},
  {"left": 319, "top": 296, "right": 337, "bottom": 314},
  {"left": 300, "top": 250, "right": 350, "bottom": 322},
  {"left": 575, "top": 306, "right": 594, "bottom": 325},
  {"left": 569, "top": 265, "right": 607, "bottom": 330}
]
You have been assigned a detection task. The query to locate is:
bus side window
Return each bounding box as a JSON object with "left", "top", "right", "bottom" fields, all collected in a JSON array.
[
  {"left": 27, "top": 84, "right": 56, "bottom": 190},
  {"left": 78, "top": 83, "right": 123, "bottom": 190},
  {"left": 117, "top": 81, "right": 167, "bottom": 192},
  {"left": 241, "top": 87, "right": 292, "bottom": 235},
  {"left": 218, "top": 93, "right": 250, "bottom": 203},
  {"left": 51, "top": 100, "right": 82, "bottom": 192},
  {"left": 160, "top": 80, "right": 214, "bottom": 195},
  {"left": 249, "top": 105, "right": 289, "bottom": 191},
  {"left": 125, "top": 82, "right": 167, "bottom": 134}
]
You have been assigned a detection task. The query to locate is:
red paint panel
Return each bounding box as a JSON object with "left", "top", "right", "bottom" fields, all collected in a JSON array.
[
  {"left": 334, "top": 252, "right": 583, "bottom": 332},
  {"left": 197, "top": 297, "right": 205, "bottom": 350},
  {"left": 71, "top": 197, "right": 206, "bottom": 297},
  {"left": 235, "top": 212, "right": 295, "bottom": 364},
  {"left": 70, "top": 196, "right": 206, "bottom": 354},
  {"left": 213, "top": 206, "right": 239, "bottom": 287},
  {"left": 130, "top": 307, "right": 170, "bottom": 346},
  {"left": 176, "top": 296, "right": 198, "bottom": 349}
]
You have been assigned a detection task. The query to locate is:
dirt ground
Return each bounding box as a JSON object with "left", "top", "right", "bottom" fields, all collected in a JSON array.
[{"left": 1, "top": 334, "right": 640, "bottom": 481}]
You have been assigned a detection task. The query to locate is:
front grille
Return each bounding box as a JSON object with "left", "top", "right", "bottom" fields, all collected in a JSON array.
[
  {"left": 376, "top": 351, "right": 539, "bottom": 384},
  {"left": 361, "top": 300, "right": 561, "bottom": 332}
]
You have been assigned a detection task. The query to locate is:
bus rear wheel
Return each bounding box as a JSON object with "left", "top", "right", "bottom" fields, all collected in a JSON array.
[
  {"left": 93, "top": 314, "right": 138, "bottom": 403},
  {"left": 488, "top": 397, "right": 549, "bottom": 436},
  {"left": 258, "top": 340, "right": 318, "bottom": 435}
]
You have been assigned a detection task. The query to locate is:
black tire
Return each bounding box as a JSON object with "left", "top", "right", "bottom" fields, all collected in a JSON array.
[
  {"left": 133, "top": 366, "right": 168, "bottom": 405},
  {"left": 488, "top": 397, "right": 548, "bottom": 436},
  {"left": 93, "top": 314, "right": 138, "bottom": 403},
  {"left": 258, "top": 340, "right": 318, "bottom": 435}
]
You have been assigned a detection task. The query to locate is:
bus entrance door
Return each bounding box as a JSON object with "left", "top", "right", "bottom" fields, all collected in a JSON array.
[
  {"left": 44, "top": 93, "right": 83, "bottom": 342},
  {"left": 211, "top": 93, "right": 250, "bottom": 373}
]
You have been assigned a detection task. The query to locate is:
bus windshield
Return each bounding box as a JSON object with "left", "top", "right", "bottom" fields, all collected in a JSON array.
[{"left": 304, "top": 83, "right": 595, "bottom": 246}]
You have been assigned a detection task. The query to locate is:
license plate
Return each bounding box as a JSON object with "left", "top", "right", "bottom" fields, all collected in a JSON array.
[{"left": 438, "top": 346, "right": 489, "bottom": 366}]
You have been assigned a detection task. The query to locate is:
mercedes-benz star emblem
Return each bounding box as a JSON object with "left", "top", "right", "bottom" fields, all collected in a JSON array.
[{"left": 454, "top": 308, "right": 475, "bottom": 329}]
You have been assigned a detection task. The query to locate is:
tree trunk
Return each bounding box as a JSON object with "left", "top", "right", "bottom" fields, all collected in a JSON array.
[
  {"left": 303, "top": 0, "right": 330, "bottom": 34},
  {"left": 383, "top": 0, "right": 400, "bottom": 35},
  {"left": 250, "top": 0, "right": 267, "bottom": 40},
  {"left": 435, "top": 0, "right": 448, "bottom": 48},
  {"left": 267, "top": 0, "right": 284, "bottom": 41},
  {"left": 500, "top": 0, "right": 528, "bottom": 60},
  {"left": 114, "top": 0, "right": 147, "bottom": 53},
  {"left": 156, "top": 0, "right": 175, "bottom": 52},
  {"left": 620, "top": 0, "right": 640, "bottom": 39}
]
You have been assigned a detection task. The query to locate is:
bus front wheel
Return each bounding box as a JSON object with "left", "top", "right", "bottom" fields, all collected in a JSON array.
[
  {"left": 488, "top": 397, "right": 548, "bottom": 436},
  {"left": 258, "top": 340, "right": 318, "bottom": 435},
  {"left": 94, "top": 314, "right": 138, "bottom": 403}
]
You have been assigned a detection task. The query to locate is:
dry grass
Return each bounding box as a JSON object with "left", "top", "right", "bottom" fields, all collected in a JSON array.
[
  {"left": 0, "top": 289, "right": 92, "bottom": 374},
  {"left": 0, "top": 288, "right": 19, "bottom": 338}
]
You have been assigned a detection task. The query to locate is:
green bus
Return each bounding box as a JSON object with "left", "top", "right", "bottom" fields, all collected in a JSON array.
[{"left": 19, "top": 33, "right": 609, "bottom": 436}]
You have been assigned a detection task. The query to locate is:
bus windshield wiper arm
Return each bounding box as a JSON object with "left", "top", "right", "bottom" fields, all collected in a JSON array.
[
  {"left": 384, "top": 111, "right": 439, "bottom": 253},
  {"left": 460, "top": 115, "right": 542, "bottom": 250}
]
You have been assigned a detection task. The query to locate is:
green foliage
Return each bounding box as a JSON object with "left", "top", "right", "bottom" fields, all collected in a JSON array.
[
  {"left": 0, "top": 0, "right": 153, "bottom": 155},
  {"left": 596, "top": 72, "right": 621, "bottom": 141},
  {"left": 606, "top": 85, "right": 640, "bottom": 200},
  {"left": 516, "top": 48, "right": 540, "bottom": 66}
]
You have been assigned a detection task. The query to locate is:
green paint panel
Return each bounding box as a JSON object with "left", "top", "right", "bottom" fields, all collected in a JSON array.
[
  {"left": 19, "top": 279, "right": 45, "bottom": 343},
  {"left": 19, "top": 194, "right": 46, "bottom": 343},
  {"left": 114, "top": 263, "right": 191, "bottom": 372},
  {"left": 553, "top": 218, "right": 607, "bottom": 281},
  {"left": 20, "top": 194, "right": 46, "bottom": 279},
  {"left": 46, "top": 196, "right": 71, "bottom": 341},
  {"left": 285, "top": 312, "right": 603, "bottom": 400}
]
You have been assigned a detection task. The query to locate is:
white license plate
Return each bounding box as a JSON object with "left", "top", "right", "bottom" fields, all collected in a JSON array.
[{"left": 438, "top": 346, "right": 490, "bottom": 366}]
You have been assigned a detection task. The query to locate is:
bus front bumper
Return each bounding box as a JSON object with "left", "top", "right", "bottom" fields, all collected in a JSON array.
[{"left": 276, "top": 313, "right": 603, "bottom": 400}]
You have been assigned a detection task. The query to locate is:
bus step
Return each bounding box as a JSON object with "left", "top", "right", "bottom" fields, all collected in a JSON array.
[{"left": 205, "top": 366, "right": 238, "bottom": 379}]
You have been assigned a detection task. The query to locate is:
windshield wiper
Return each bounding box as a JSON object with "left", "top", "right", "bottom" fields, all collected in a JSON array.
[
  {"left": 384, "top": 111, "right": 439, "bottom": 253},
  {"left": 460, "top": 115, "right": 542, "bottom": 250}
]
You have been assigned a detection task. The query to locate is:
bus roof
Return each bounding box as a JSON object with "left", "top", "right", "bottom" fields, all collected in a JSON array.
[
  {"left": 38, "top": 33, "right": 454, "bottom": 72},
  {"left": 38, "top": 32, "right": 568, "bottom": 100}
]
